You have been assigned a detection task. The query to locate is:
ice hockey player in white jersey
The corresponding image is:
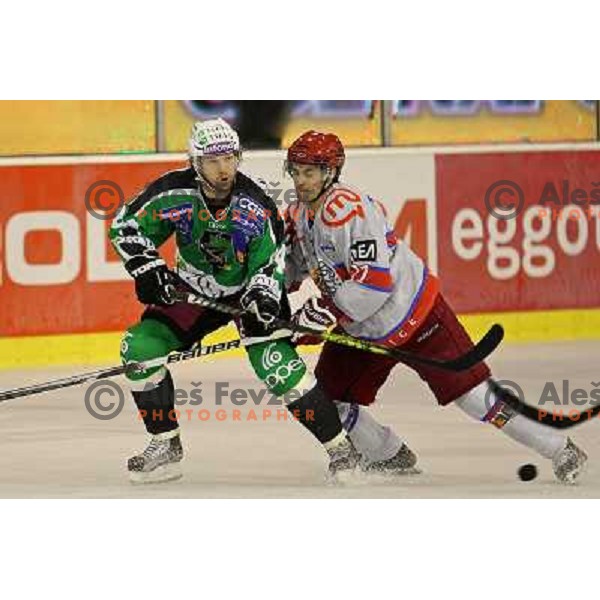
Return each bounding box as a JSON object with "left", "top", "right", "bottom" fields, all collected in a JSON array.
[
  {"left": 283, "top": 130, "right": 588, "bottom": 484},
  {"left": 110, "top": 118, "right": 414, "bottom": 483}
]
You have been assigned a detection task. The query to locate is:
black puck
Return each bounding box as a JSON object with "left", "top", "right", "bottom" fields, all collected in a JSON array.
[{"left": 518, "top": 463, "right": 538, "bottom": 482}]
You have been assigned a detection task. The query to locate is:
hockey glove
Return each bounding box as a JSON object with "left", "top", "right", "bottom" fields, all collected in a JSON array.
[
  {"left": 291, "top": 296, "right": 338, "bottom": 345},
  {"left": 130, "top": 261, "right": 179, "bottom": 306},
  {"left": 240, "top": 274, "right": 281, "bottom": 325}
]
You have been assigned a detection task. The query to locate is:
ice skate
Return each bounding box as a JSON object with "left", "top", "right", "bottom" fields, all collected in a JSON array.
[
  {"left": 127, "top": 429, "right": 184, "bottom": 484},
  {"left": 362, "top": 443, "right": 421, "bottom": 476},
  {"left": 326, "top": 435, "right": 361, "bottom": 482},
  {"left": 552, "top": 437, "right": 587, "bottom": 484}
]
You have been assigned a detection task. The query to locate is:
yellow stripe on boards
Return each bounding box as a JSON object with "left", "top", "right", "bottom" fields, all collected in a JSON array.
[{"left": 2, "top": 309, "right": 600, "bottom": 370}]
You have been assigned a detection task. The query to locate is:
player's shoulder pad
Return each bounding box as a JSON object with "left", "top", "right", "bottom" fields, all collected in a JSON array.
[
  {"left": 126, "top": 165, "right": 197, "bottom": 215},
  {"left": 320, "top": 182, "right": 367, "bottom": 229},
  {"left": 235, "top": 172, "right": 284, "bottom": 243}
]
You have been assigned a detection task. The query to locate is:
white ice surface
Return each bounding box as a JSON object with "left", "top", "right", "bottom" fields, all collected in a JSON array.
[{"left": 0, "top": 340, "right": 599, "bottom": 498}]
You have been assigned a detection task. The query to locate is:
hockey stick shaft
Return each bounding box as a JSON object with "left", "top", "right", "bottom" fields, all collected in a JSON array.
[
  {"left": 0, "top": 339, "right": 242, "bottom": 403},
  {"left": 175, "top": 292, "right": 504, "bottom": 372},
  {"left": 321, "top": 324, "right": 504, "bottom": 371},
  {"left": 500, "top": 388, "right": 600, "bottom": 429},
  {"left": 518, "top": 402, "right": 600, "bottom": 429}
]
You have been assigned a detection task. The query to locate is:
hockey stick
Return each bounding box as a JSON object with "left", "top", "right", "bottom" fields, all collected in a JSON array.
[
  {"left": 511, "top": 399, "right": 600, "bottom": 429},
  {"left": 0, "top": 339, "right": 242, "bottom": 404},
  {"left": 174, "top": 291, "right": 504, "bottom": 372},
  {"left": 0, "top": 296, "right": 501, "bottom": 402}
]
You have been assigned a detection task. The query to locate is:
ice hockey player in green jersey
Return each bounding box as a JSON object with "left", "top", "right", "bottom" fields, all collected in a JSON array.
[{"left": 109, "top": 118, "right": 368, "bottom": 484}]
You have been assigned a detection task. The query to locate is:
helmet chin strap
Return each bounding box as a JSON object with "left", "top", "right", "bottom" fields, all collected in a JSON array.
[
  {"left": 191, "top": 155, "right": 238, "bottom": 200},
  {"left": 305, "top": 167, "right": 336, "bottom": 204},
  {"left": 194, "top": 164, "right": 217, "bottom": 196}
]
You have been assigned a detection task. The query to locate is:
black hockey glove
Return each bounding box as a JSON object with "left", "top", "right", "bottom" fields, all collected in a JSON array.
[
  {"left": 240, "top": 274, "right": 281, "bottom": 325},
  {"left": 129, "top": 260, "right": 179, "bottom": 306},
  {"left": 291, "top": 296, "right": 337, "bottom": 345}
]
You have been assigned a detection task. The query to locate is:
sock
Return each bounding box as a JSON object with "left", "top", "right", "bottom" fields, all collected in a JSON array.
[
  {"left": 336, "top": 402, "right": 403, "bottom": 464},
  {"left": 130, "top": 369, "right": 179, "bottom": 435},
  {"left": 287, "top": 381, "right": 343, "bottom": 444},
  {"left": 455, "top": 380, "right": 566, "bottom": 459}
]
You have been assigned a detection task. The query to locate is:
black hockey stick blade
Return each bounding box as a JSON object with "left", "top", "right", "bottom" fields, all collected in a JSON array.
[
  {"left": 488, "top": 378, "right": 600, "bottom": 430},
  {"left": 505, "top": 396, "right": 600, "bottom": 429}
]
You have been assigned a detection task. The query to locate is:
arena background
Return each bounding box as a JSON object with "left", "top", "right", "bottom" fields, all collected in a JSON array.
[
  {"left": 1, "top": 100, "right": 599, "bottom": 499},
  {"left": 1, "top": 100, "right": 599, "bottom": 368}
]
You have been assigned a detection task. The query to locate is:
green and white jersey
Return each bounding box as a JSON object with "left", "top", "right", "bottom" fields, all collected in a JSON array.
[{"left": 109, "top": 166, "right": 285, "bottom": 299}]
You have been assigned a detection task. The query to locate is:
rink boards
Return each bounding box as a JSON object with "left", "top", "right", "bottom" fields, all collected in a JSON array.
[{"left": 1, "top": 144, "right": 599, "bottom": 368}]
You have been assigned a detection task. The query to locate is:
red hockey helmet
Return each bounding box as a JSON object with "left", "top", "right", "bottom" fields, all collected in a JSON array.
[{"left": 286, "top": 130, "right": 345, "bottom": 170}]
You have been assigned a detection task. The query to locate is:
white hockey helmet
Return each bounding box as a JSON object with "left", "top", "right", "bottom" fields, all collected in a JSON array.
[{"left": 188, "top": 118, "right": 240, "bottom": 158}]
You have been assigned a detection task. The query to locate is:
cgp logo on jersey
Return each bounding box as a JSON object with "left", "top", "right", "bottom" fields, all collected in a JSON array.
[{"left": 235, "top": 196, "right": 266, "bottom": 221}]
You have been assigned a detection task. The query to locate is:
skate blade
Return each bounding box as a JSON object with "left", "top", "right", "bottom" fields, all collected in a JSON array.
[
  {"left": 364, "top": 466, "right": 423, "bottom": 477},
  {"left": 129, "top": 463, "right": 183, "bottom": 485},
  {"left": 326, "top": 468, "right": 403, "bottom": 486},
  {"left": 560, "top": 460, "right": 588, "bottom": 485},
  {"left": 325, "top": 468, "right": 363, "bottom": 485}
]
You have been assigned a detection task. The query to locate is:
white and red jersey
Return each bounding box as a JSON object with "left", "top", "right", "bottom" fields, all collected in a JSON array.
[{"left": 284, "top": 182, "right": 439, "bottom": 347}]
